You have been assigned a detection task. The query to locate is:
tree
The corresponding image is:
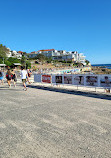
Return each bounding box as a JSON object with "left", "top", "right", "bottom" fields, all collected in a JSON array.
[
  {"left": 45, "top": 57, "right": 52, "bottom": 63},
  {"left": 0, "top": 51, "right": 6, "bottom": 58},
  {"left": 0, "top": 44, "right": 9, "bottom": 64},
  {"left": 7, "top": 57, "right": 20, "bottom": 63},
  {"left": 35, "top": 54, "right": 46, "bottom": 63},
  {"left": 22, "top": 52, "right": 27, "bottom": 55},
  {"left": 0, "top": 50, "right": 6, "bottom": 64},
  {"left": 73, "top": 62, "right": 84, "bottom": 67},
  {"left": 85, "top": 59, "right": 90, "bottom": 65},
  {"left": 5, "top": 61, "right": 11, "bottom": 66},
  {"left": 0, "top": 58, "right": 3, "bottom": 64},
  {"left": 21, "top": 54, "right": 27, "bottom": 66},
  {"left": 26, "top": 53, "right": 30, "bottom": 58},
  {"left": 26, "top": 61, "right": 31, "bottom": 69},
  {"left": 0, "top": 44, "right": 9, "bottom": 58},
  {"left": 3, "top": 57, "right": 21, "bottom": 66}
]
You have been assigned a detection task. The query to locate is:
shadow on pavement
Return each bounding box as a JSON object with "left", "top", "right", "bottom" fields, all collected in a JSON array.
[
  {"left": 28, "top": 85, "right": 111, "bottom": 101},
  {"left": 0, "top": 86, "right": 23, "bottom": 91}
]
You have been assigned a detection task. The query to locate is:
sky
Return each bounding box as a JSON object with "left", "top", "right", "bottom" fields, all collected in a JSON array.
[{"left": 0, "top": 0, "right": 111, "bottom": 64}]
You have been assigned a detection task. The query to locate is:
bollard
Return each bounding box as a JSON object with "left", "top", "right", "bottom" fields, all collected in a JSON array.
[{"left": 77, "top": 85, "right": 78, "bottom": 90}]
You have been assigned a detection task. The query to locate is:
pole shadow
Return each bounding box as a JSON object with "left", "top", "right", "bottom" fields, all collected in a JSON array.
[{"left": 27, "top": 85, "right": 111, "bottom": 101}]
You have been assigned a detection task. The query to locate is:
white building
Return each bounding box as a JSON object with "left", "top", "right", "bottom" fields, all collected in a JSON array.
[
  {"left": 78, "top": 53, "right": 86, "bottom": 65},
  {"left": 6, "top": 48, "right": 12, "bottom": 58},
  {"left": 5, "top": 48, "right": 22, "bottom": 59},
  {"left": 28, "top": 49, "right": 58, "bottom": 58},
  {"left": 28, "top": 51, "right": 38, "bottom": 58},
  {"left": 11, "top": 50, "right": 22, "bottom": 59},
  {"left": 38, "top": 49, "right": 58, "bottom": 57},
  {"left": 28, "top": 49, "right": 86, "bottom": 65},
  {"left": 16, "top": 51, "right": 22, "bottom": 59}
]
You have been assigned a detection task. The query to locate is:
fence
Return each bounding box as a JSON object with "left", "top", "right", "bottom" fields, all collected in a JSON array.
[{"left": 34, "top": 73, "right": 111, "bottom": 93}]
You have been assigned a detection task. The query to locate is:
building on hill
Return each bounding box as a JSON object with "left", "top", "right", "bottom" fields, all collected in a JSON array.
[
  {"left": 9, "top": 50, "right": 22, "bottom": 59},
  {"left": 6, "top": 48, "right": 12, "bottom": 57},
  {"left": 28, "top": 51, "right": 38, "bottom": 58},
  {"left": 37, "top": 49, "right": 57, "bottom": 57},
  {"left": 52, "top": 51, "right": 86, "bottom": 65},
  {"left": 16, "top": 51, "right": 23, "bottom": 59},
  {"left": 5, "top": 48, "right": 23, "bottom": 59},
  {"left": 0, "top": 45, "right": 23, "bottom": 59},
  {"left": 28, "top": 49, "right": 86, "bottom": 65},
  {"left": 71, "top": 51, "right": 86, "bottom": 65}
]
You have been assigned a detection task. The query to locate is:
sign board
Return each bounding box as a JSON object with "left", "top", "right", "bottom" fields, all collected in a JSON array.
[
  {"left": 64, "top": 76, "right": 72, "bottom": 84},
  {"left": 34, "top": 73, "right": 111, "bottom": 88},
  {"left": 34, "top": 74, "right": 41, "bottom": 82},
  {"left": 42, "top": 75, "right": 51, "bottom": 83},
  {"left": 52, "top": 75, "right": 56, "bottom": 83},
  {"left": 55, "top": 76, "right": 62, "bottom": 83},
  {"left": 100, "top": 75, "right": 111, "bottom": 87},
  {"left": 86, "top": 76, "right": 98, "bottom": 86},
  {"left": 74, "top": 75, "right": 84, "bottom": 85}
]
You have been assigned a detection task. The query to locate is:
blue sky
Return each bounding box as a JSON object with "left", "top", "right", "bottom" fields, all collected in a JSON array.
[{"left": 0, "top": 0, "right": 111, "bottom": 64}]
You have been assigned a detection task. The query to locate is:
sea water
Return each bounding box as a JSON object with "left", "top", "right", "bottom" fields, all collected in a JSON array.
[{"left": 92, "top": 64, "right": 111, "bottom": 69}]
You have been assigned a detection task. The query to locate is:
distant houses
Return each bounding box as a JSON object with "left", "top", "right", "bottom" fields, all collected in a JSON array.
[
  {"left": 6, "top": 48, "right": 86, "bottom": 65},
  {"left": 6, "top": 48, "right": 23, "bottom": 59},
  {"left": 28, "top": 49, "right": 86, "bottom": 65}
]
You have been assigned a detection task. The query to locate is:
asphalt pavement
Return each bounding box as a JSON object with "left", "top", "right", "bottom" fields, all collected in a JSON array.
[{"left": 0, "top": 83, "right": 111, "bottom": 158}]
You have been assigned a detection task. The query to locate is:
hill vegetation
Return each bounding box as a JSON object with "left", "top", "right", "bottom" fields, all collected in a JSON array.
[
  {"left": 0, "top": 44, "right": 7, "bottom": 63},
  {"left": 0, "top": 44, "right": 31, "bottom": 68},
  {"left": 0, "top": 43, "right": 90, "bottom": 70}
]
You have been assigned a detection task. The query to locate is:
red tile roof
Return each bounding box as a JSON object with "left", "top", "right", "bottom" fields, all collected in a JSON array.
[
  {"left": 18, "top": 51, "right": 23, "bottom": 54},
  {"left": 38, "top": 49, "right": 55, "bottom": 52},
  {"left": 31, "top": 51, "right": 37, "bottom": 54}
]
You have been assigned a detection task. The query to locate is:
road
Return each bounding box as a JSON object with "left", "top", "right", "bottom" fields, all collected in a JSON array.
[{"left": 0, "top": 83, "right": 111, "bottom": 158}]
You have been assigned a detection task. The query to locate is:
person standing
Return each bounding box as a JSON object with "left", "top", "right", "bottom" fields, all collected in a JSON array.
[
  {"left": 0, "top": 69, "right": 4, "bottom": 85},
  {"left": 11, "top": 69, "right": 17, "bottom": 87},
  {"left": 6, "top": 69, "right": 12, "bottom": 88},
  {"left": 27, "top": 69, "right": 32, "bottom": 84},
  {"left": 21, "top": 66, "right": 28, "bottom": 91}
]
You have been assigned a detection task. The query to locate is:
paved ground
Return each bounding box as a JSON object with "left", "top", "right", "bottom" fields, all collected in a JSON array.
[{"left": 0, "top": 83, "right": 111, "bottom": 158}]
